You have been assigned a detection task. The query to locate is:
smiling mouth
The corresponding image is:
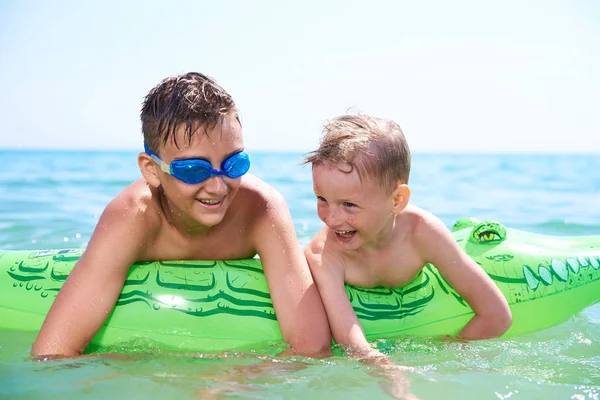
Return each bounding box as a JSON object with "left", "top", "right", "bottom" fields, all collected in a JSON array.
[
  {"left": 198, "top": 197, "right": 224, "bottom": 206},
  {"left": 335, "top": 230, "right": 356, "bottom": 239}
]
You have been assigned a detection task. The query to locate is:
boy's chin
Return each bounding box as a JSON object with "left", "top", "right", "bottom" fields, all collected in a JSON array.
[
  {"left": 196, "top": 213, "right": 227, "bottom": 228},
  {"left": 192, "top": 198, "right": 231, "bottom": 225},
  {"left": 191, "top": 209, "right": 228, "bottom": 228}
]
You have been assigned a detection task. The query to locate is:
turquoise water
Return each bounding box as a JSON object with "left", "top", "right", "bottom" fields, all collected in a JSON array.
[{"left": 1, "top": 150, "right": 599, "bottom": 399}]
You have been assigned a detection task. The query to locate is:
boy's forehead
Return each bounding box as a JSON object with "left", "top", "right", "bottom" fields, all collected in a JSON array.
[
  {"left": 313, "top": 162, "right": 387, "bottom": 194},
  {"left": 164, "top": 116, "right": 243, "bottom": 151},
  {"left": 313, "top": 163, "right": 362, "bottom": 187},
  {"left": 315, "top": 161, "right": 375, "bottom": 182}
]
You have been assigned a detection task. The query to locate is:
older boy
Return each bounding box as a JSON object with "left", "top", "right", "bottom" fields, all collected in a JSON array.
[
  {"left": 303, "top": 114, "right": 512, "bottom": 360},
  {"left": 32, "top": 72, "right": 331, "bottom": 357}
]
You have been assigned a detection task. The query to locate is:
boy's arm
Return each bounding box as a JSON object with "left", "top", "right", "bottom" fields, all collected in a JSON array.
[
  {"left": 415, "top": 215, "right": 512, "bottom": 339},
  {"left": 253, "top": 193, "right": 331, "bottom": 356},
  {"left": 305, "top": 234, "right": 418, "bottom": 399},
  {"left": 304, "top": 235, "right": 379, "bottom": 358},
  {"left": 31, "top": 194, "right": 151, "bottom": 358}
]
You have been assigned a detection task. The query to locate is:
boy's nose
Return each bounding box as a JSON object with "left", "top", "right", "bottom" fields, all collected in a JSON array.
[
  {"left": 323, "top": 207, "right": 343, "bottom": 228},
  {"left": 203, "top": 175, "right": 227, "bottom": 194}
]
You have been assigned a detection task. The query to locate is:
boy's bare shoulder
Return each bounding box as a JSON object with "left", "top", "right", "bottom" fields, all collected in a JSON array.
[
  {"left": 401, "top": 204, "right": 453, "bottom": 254},
  {"left": 231, "top": 174, "right": 296, "bottom": 249},
  {"left": 110, "top": 179, "right": 156, "bottom": 210},
  {"left": 305, "top": 227, "right": 343, "bottom": 275},
  {"left": 237, "top": 174, "right": 288, "bottom": 214},
  {"left": 80, "top": 179, "right": 166, "bottom": 265},
  {"left": 400, "top": 204, "right": 444, "bottom": 232},
  {"left": 103, "top": 179, "right": 162, "bottom": 235}
]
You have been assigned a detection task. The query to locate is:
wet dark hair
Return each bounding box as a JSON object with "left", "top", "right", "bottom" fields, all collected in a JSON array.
[
  {"left": 303, "top": 114, "right": 411, "bottom": 191},
  {"left": 141, "top": 72, "right": 239, "bottom": 152}
]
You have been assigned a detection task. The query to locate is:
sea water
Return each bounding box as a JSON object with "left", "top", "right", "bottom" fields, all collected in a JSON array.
[{"left": 0, "top": 150, "right": 599, "bottom": 399}]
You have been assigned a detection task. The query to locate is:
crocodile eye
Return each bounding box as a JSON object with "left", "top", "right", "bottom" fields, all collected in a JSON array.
[
  {"left": 469, "top": 220, "right": 507, "bottom": 244},
  {"left": 480, "top": 232, "right": 501, "bottom": 242}
]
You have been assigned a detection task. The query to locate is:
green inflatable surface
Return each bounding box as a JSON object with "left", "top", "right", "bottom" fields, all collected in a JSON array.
[{"left": 1, "top": 218, "right": 599, "bottom": 353}]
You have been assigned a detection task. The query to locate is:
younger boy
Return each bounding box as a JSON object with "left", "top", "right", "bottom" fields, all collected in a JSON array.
[
  {"left": 303, "top": 114, "right": 512, "bottom": 359},
  {"left": 32, "top": 72, "right": 331, "bottom": 358}
]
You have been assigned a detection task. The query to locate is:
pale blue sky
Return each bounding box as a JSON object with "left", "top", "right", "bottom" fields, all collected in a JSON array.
[{"left": 1, "top": 0, "right": 598, "bottom": 153}]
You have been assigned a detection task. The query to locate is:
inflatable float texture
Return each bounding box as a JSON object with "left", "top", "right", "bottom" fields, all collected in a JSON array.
[{"left": 0, "top": 218, "right": 599, "bottom": 353}]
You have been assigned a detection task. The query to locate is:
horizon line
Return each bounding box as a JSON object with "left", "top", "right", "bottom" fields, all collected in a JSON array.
[{"left": 1, "top": 146, "right": 599, "bottom": 156}]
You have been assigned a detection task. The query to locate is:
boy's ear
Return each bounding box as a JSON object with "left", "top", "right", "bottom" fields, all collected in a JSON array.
[
  {"left": 392, "top": 183, "right": 410, "bottom": 214},
  {"left": 138, "top": 153, "right": 161, "bottom": 188}
]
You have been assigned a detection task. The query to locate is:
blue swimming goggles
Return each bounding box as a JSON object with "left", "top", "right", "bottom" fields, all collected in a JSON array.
[{"left": 144, "top": 143, "right": 251, "bottom": 184}]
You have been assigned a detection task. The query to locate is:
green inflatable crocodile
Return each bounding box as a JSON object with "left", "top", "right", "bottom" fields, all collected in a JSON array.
[{"left": 0, "top": 218, "right": 598, "bottom": 353}]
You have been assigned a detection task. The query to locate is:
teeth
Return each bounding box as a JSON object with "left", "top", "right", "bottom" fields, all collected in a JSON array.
[
  {"left": 199, "top": 199, "right": 222, "bottom": 205},
  {"left": 336, "top": 230, "right": 354, "bottom": 237}
]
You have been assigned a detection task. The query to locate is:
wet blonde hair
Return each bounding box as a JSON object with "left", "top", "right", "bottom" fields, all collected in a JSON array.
[{"left": 303, "top": 114, "right": 411, "bottom": 192}]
